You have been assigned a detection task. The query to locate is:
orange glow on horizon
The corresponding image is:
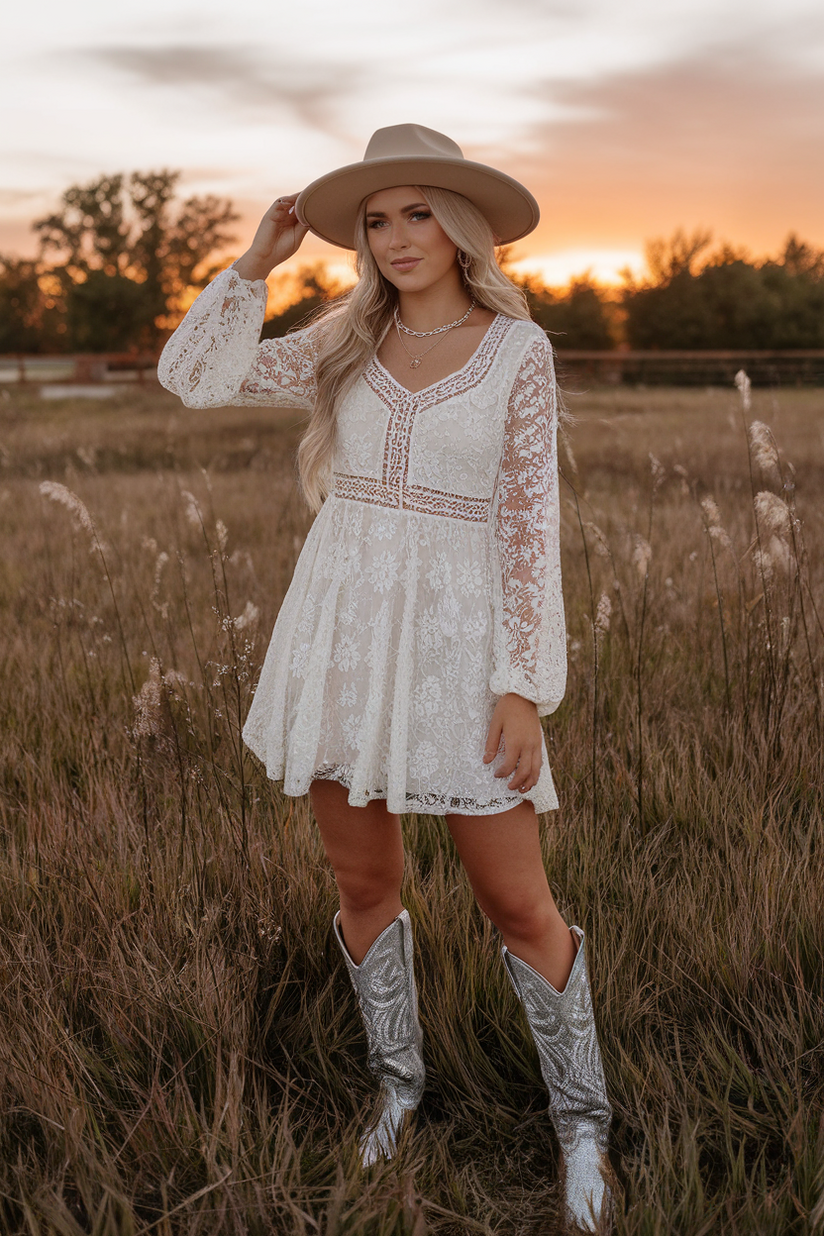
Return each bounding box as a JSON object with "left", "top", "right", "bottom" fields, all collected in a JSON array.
[
  {"left": 245, "top": 230, "right": 645, "bottom": 305},
  {"left": 508, "top": 250, "right": 645, "bottom": 289}
]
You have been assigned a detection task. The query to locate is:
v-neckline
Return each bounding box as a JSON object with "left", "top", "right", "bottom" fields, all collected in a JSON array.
[{"left": 370, "top": 313, "right": 507, "bottom": 398}]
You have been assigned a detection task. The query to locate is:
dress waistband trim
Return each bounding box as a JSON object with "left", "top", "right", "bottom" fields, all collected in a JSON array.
[{"left": 332, "top": 472, "right": 490, "bottom": 523}]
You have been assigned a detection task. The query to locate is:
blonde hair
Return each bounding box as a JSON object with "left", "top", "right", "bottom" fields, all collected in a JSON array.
[{"left": 296, "top": 185, "right": 533, "bottom": 512}]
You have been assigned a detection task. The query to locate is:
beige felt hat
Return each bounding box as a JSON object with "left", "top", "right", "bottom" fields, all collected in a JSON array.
[{"left": 295, "top": 124, "right": 540, "bottom": 250}]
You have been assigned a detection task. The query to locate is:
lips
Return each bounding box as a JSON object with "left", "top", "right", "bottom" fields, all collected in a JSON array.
[{"left": 391, "top": 258, "right": 421, "bottom": 271}]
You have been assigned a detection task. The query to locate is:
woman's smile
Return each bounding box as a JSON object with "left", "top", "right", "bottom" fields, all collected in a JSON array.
[{"left": 391, "top": 257, "right": 422, "bottom": 272}]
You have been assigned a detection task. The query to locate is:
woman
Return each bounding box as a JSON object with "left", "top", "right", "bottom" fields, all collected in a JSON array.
[{"left": 159, "top": 124, "right": 612, "bottom": 1233}]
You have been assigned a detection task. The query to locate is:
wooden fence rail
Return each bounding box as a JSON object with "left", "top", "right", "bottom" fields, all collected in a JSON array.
[
  {"left": 554, "top": 349, "right": 824, "bottom": 387},
  {"left": 0, "top": 354, "right": 157, "bottom": 385}
]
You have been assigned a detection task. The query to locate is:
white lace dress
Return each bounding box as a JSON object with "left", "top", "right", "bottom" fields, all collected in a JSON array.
[{"left": 158, "top": 267, "right": 567, "bottom": 815}]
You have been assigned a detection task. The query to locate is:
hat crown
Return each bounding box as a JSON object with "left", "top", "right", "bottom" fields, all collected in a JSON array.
[{"left": 363, "top": 124, "right": 465, "bottom": 164}]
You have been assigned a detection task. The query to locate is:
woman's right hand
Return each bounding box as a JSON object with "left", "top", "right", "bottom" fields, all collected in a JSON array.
[{"left": 234, "top": 193, "right": 309, "bottom": 282}]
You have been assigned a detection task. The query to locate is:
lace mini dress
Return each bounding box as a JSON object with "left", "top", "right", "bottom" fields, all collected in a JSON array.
[{"left": 158, "top": 267, "right": 567, "bottom": 816}]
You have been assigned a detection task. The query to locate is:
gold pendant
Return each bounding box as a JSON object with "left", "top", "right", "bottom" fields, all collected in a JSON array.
[{"left": 410, "top": 357, "right": 422, "bottom": 369}]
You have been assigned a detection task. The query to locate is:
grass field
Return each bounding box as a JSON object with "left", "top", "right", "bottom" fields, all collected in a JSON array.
[{"left": 0, "top": 377, "right": 822, "bottom": 1234}]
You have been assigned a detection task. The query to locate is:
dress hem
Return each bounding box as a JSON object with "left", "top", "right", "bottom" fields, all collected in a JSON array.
[
  {"left": 243, "top": 719, "right": 560, "bottom": 816},
  {"left": 309, "top": 771, "right": 557, "bottom": 816},
  {"left": 248, "top": 757, "right": 558, "bottom": 816}
]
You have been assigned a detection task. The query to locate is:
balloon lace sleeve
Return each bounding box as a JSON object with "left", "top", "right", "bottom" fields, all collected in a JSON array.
[
  {"left": 489, "top": 333, "right": 567, "bottom": 716},
  {"left": 157, "top": 266, "right": 317, "bottom": 410}
]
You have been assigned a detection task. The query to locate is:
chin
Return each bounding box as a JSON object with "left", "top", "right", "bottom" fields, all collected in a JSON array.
[
  {"left": 383, "top": 266, "right": 418, "bottom": 284},
  {"left": 384, "top": 270, "right": 443, "bottom": 295}
]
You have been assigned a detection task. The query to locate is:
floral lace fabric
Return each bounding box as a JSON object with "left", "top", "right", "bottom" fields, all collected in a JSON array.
[{"left": 159, "top": 267, "right": 567, "bottom": 815}]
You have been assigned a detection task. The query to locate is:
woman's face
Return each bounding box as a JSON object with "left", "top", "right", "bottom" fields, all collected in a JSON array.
[{"left": 364, "top": 186, "right": 459, "bottom": 294}]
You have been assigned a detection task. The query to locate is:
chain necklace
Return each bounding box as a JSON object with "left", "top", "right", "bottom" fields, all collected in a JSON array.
[
  {"left": 394, "top": 301, "right": 476, "bottom": 338},
  {"left": 393, "top": 302, "right": 476, "bottom": 369}
]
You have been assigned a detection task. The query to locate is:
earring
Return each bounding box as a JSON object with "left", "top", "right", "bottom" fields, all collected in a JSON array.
[{"left": 458, "top": 250, "right": 472, "bottom": 272}]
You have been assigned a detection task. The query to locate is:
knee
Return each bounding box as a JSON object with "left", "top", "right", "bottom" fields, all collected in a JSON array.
[
  {"left": 335, "top": 863, "right": 402, "bottom": 915},
  {"left": 476, "top": 892, "right": 556, "bottom": 945}
]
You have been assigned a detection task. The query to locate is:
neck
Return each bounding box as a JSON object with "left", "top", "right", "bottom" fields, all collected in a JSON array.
[{"left": 396, "top": 269, "right": 473, "bottom": 333}]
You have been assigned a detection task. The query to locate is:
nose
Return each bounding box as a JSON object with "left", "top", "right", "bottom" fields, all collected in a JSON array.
[{"left": 388, "top": 220, "right": 411, "bottom": 251}]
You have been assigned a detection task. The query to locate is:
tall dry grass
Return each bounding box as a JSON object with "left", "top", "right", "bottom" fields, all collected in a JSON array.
[{"left": 0, "top": 378, "right": 822, "bottom": 1235}]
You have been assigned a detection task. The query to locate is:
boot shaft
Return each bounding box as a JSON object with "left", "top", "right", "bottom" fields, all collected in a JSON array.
[
  {"left": 333, "top": 909, "right": 425, "bottom": 1103},
  {"left": 502, "top": 926, "right": 613, "bottom": 1232}
]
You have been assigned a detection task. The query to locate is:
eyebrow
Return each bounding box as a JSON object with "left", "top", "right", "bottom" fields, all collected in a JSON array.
[{"left": 365, "top": 202, "right": 429, "bottom": 218}]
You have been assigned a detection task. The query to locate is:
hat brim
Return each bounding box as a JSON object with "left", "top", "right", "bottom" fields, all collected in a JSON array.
[{"left": 295, "top": 155, "right": 539, "bottom": 250}]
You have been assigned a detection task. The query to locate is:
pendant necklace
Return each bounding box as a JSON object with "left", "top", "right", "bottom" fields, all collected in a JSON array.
[{"left": 393, "top": 301, "right": 476, "bottom": 369}]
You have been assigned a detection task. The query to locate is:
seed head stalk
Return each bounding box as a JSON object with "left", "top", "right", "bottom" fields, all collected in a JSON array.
[{"left": 570, "top": 485, "right": 600, "bottom": 832}]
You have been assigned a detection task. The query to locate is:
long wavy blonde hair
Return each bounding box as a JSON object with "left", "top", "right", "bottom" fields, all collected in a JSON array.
[{"left": 296, "top": 185, "right": 533, "bottom": 512}]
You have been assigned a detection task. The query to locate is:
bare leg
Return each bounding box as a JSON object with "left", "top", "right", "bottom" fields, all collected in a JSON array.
[
  {"left": 309, "top": 780, "right": 405, "bottom": 963},
  {"left": 446, "top": 800, "right": 576, "bottom": 991}
]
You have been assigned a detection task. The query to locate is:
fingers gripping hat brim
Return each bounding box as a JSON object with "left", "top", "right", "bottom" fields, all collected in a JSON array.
[{"left": 295, "top": 154, "right": 540, "bottom": 250}]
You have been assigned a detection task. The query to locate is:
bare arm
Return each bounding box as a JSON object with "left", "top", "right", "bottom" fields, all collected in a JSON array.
[{"left": 233, "top": 193, "right": 309, "bottom": 282}]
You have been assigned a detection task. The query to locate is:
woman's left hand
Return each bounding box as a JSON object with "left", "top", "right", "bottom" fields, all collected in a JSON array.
[{"left": 483, "top": 693, "right": 543, "bottom": 793}]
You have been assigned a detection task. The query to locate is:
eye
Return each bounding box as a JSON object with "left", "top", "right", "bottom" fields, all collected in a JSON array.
[
  {"left": 367, "top": 219, "right": 387, "bottom": 229},
  {"left": 410, "top": 211, "right": 431, "bottom": 222}
]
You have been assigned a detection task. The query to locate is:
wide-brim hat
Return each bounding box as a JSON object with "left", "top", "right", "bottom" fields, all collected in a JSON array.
[{"left": 295, "top": 124, "right": 539, "bottom": 250}]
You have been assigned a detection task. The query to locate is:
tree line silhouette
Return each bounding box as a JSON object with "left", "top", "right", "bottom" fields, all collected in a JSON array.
[{"left": 1, "top": 171, "right": 823, "bottom": 354}]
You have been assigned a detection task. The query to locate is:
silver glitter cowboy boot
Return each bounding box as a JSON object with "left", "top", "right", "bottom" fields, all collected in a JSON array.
[
  {"left": 333, "top": 908, "right": 425, "bottom": 1167},
  {"left": 502, "top": 926, "right": 613, "bottom": 1234}
]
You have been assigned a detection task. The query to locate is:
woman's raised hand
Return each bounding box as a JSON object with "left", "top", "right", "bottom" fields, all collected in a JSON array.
[{"left": 234, "top": 194, "right": 309, "bottom": 282}]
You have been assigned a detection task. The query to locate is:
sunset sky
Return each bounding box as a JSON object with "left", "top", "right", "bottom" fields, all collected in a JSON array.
[{"left": 3, "top": 0, "right": 823, "bottom": 286}]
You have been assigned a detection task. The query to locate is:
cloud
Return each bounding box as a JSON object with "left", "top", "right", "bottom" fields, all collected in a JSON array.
[
  {"left": 79, "top": 44, "right": 363, "bottom": 140},
  {"left": 0, "top": 188, "right": 44, "bottom": 205},
  {"left": 517, "top": 40, "right": 824, "bottom": 252}
]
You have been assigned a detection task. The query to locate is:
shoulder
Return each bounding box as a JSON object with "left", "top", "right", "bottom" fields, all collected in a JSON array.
[
  {"left": 502, "top": 316, "right": 547, "bottom": 341},
  {"left": 500, "top": 317, "right": 553, "bottom": 356},
  {"left": 498, "top": 317, "right": 555, "bottom": 375},
  {"left": 510, "top": 317, "right": 552, "bottom": 346}
]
